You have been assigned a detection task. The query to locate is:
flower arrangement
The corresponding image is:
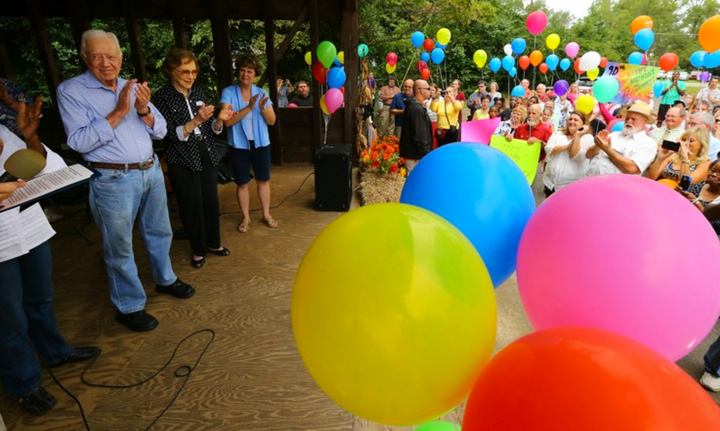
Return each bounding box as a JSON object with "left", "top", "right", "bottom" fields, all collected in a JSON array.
[{"left": 360, "top": 135, "right": 407, "bottom": 177}]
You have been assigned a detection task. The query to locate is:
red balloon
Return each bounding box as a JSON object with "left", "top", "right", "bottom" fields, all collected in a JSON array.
[
  {"left": 659, "top": 52, "right": 679, "bottom": 72},
  {"left": 518, "top": 56, "right": 530, "bottom": 71},
  {"left": 463, "top": 327, "right": 720, "bottom": 430},
  {"left": 599, "top": 56, "right": 608, "bottom": 68},
  {"left": 420, "top": 68, "right": 431, "bottom": 80},
  {"left": 423, "top": 39, "right": 435, "bottom": 52},
  {"left": 539, "top": 63, "right": 549, "bottom": 74},
  {"left": 417, "top": 60, "right": 428, "bottom": 72},
  {"left": 386, "top": 52, "right": 398, "bottom": 66},
  {"left": 573, "top": 58, "right": 582, "bottom": 75},
  {"left": 339, "top": 86, "right": 345, "bottom": 94},
  {"left": 312, "top": 61, "right": 327, "bottom": 84}
]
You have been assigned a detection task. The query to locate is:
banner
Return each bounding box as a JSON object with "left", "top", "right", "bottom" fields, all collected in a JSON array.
[
  {"left": 602, "top": 62, "right": 660, "bottom": 105},
  {"left": 489, "top": 135, "right": 542, "bottom": 184}
]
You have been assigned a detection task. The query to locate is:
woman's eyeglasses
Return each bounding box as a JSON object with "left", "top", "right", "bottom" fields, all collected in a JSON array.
[{"left": 176, "top": 69, "right": 198, "bottom": 78}]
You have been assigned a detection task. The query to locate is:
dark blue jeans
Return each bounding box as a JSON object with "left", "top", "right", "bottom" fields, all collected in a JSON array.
[
  {"left": 0, "top": 241, "right": 72, "bottom": 397},
  {"left": 705, "top": 335, "right": 720, "bottom": 377}
]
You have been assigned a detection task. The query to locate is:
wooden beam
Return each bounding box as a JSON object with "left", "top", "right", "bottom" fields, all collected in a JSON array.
[
  {"left": 211, "top": 0, "right": 233, "bottom": 100},
  {"left": 67, "top": 0, "right": 91, "bottom": 53},
  {"left": 264, "top": 1, "right": 282, "bottom": 165},
  {"left": 0, "top": 30, "right": 14, "bottom": 80},
  {"left": 27, "top": 0, "right": 61, "bottom": 104},
  {"left": 257, "top": 5, "right": 308, "bottom": 87},
  {"left": 172, "top": 15, "right": 187, "bottom": 48},
  {"left": 125, "top": 14, "right": 147, "bottom": 82},
  {"left": 342, "top": 0, "right": 359, "bottom": 151},
  {"left": 309, "top": 0, "right": 322, "bottom": 148}
]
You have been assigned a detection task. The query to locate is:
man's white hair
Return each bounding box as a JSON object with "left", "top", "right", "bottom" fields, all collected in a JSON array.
[{"left": 81, "top": 29, "right": 122, "bottom": 59}]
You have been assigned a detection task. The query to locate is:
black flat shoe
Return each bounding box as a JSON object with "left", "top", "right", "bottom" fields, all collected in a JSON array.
[
  {"left": 156, "top": 278, "right": 195, "bottom": 299},
  {"left": 49, "top": 346, "right": 101, "bottom": 368},
  {"left": 191, "top": 256, "right": 205, "bottom": 269},
  {"left": 207, "top": 247, "right": 231, "bottom": 256},
  {"left": 16, "top": 387, "right": 57, "bottom": 415},
  {"left": 116, "top": 310, "right": 159, "bottom": 332}
]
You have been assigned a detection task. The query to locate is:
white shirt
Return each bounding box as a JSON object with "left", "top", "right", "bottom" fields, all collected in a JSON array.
[
  {"left": 0, "top": 126, "right": 67, "bottom": 263},
  {"left": 543, "top": 131, "right": 594, "bottom": 190},
  {"left": 587, "top": 130, "right": 658, "bottom": 177}
]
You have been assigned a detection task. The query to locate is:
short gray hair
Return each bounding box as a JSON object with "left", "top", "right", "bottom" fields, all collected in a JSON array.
[
  {"left": 80, "top": 29, "right": 122, "bottom": 60},
  {"left": 690, "top": 111, "right": 715, "bottom": 128}
]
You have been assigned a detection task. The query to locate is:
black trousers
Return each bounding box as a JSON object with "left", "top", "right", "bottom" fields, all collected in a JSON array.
[{"left": 167, "top": 148, "right": 221, "bottom": 256}]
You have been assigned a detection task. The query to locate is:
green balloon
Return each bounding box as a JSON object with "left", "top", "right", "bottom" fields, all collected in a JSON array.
[
  {"left": 317, "top": 41, "right": 337, "bottom": 69},
  {"left": 358, "top": 43, "right": 369, "bottom": 58},
  {"left": 415, "top": 421, "right": 460, "bottom": 431},
  {"left": 593, "top": 76, "right": 619, "bottom": 104}
]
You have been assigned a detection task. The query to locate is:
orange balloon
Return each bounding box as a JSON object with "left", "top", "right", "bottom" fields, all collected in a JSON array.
[
  {"left": 659, "top": 53, "right": 679, "bottom": 72},
  {"left": 599, "top": 56, "right": 608, "bottom": 68},
  {"left": 573, "top": 58, "right": 582, "bottom": 75},
  {"left": 630, "top": 15, "right": 654, "bottom": 35},
  {"left": 529, "top": 50, "right": 543, "bottom": 67},
  {"left": 657, "top": 179, "right": 679, "bottom": 189},
  {"left": 518, "top": 55, "right": 530, "bottom": 71},
  {"left": 463, "top": 327, "right": 720, "bottom": 430},
  {"left": 539, "top": 63, "right": 549, "bottom": 74},
  {"left": 420, "top": 68, "right": 431, "bottom": 80},
  {"left": 699, "top": 15, "right": 720, "bottom": 54}
]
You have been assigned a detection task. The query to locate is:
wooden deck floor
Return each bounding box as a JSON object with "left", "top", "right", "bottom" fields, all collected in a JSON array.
[{"left": 1, "top": 164, "right": 719, "bottom": 430}]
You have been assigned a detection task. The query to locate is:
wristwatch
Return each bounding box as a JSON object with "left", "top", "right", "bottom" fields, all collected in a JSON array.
[{"left": 138, "top": 107, "right": 151, "bottom": 117}]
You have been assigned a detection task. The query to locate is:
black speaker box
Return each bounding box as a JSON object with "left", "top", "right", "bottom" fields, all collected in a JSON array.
[{"left": 314, "top": 144, "right": 352, "bottom": 211}]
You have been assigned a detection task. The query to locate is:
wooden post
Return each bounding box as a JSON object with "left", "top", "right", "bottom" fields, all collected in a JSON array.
[
  {"left": 0, "top": 30, "right": 14, "bottom": 80},
  {"left": 264, "top": 2, "right": 282, "bottom": 165},
  {"left": 309, "top": 0, "right": 322, "bottom": 148},
  {"left": 67, "top": 0, "right": 91, "bottom": 53},
  {"left": 27, "top": 0, "right": 61, "bottom": 105},
  {"left": 211, "top": 0, "right": 233, "bottom": 101},
  {"left": 172, "top": 14, "right": 187, "bottom": 49},
  {"left": 125, "top": 14, "right": 147, "bottom": 82},
  {"left": 257, "top": 5, "right": 308, "bottom": 88},
  {"left": 343, "top": 0, "right": 359, "bottom": 151}
]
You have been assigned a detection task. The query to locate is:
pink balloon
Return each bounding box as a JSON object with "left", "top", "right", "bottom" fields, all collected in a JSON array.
[
  {"left": 460, "top": 117, "right": 502, "bottom": 145},
  {"left": 287, "top": 103, "right": 298, "bottom": 108},
  {"left": 641, "top": 53, "right": 648, "bottom": 65},
  {"left": 417, "top": 60, "right": 428, "bottom": 72},
  {"left": 324, "top": 88, "right": 344, "bottom": 114},
  {"left": 526, "top": 10, "right": 548, "bottom": 36},
  {"left": 386, "top": 52, "right": 398, "bottom": 66},
  {"left": 565, "top": 42, "right": 580, "bottom": 59},
  {"left": 517, "top": 175, "right": 720, "bottom": 361}
]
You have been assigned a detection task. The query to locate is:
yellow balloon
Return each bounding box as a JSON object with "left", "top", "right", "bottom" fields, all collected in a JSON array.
[
  {"left": 337, "top": 51, "right": 344, "bottom": 65},
  {"left": 304, "top": 51, "right": 312, "bottom": 66},
  {"left": 292, "top": 203, "right": 497, "bottom": 426},
  {"left": 386, "top": 63, "right": 397, "bottom": 74},
  {"left": 320, "top": 95, "right": 330, "bottom": 115},
  {"left": 546, "top": 33, "right": 560, "bottom": 50},
  {"left": 576, "top": 94, "right": 595, "bottom": 114},
  {"left": 437, "top": 28, "right": 452, "bottom": 45},
  {"left": 474, "top": 49, "right": 488, "bottom": 68},
  {"left": 587, "top": 67, "right": 600, "bottom": 81}
]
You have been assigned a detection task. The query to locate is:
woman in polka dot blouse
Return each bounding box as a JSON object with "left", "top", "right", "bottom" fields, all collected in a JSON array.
[{"left": 153, "top": 48, "right": 233, "bottom": 269}]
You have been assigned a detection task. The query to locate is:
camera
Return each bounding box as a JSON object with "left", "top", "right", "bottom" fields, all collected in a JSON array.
[
  {"left": 679, "top": 175, "right": 692, "bottom": 191},
  {"left": 662, "top": 140, "right": 680, "bottom": 152},
  {"left": 440, "top": 90, "right": 448, "bottom": 97}
]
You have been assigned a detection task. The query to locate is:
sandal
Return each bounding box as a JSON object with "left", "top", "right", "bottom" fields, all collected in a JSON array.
[
  {"left": 191, "top": 256, "right": 205, "bottom": 269},
  {"left": 263, "top": 216, "right": 278, "bottom": 228},
  {"left": 237, "top": 219, "right": 251, "bottom": 233},
  {"left": 207, "top": 247, "right": 231, "bottom": 257}
]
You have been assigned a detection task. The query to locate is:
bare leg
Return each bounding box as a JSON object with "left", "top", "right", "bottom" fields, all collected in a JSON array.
[
  {"left": 257, "top": 180, "right": 276, "bottom": 227},
  {"left": 236, "top": 183, "right": 251, "bottom": 232}
]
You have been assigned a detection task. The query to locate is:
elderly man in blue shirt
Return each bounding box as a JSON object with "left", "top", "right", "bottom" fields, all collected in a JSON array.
[{"left": 57, "top": 29, "right": 194, "bottom": 332}]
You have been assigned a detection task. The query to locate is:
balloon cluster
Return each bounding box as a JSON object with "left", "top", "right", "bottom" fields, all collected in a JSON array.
[
  {"left": 410, "top": 28, "right": 452, "bottom": 80},
  {"left": 309, "top": 41, "right": 346, "bottom": 114},
  {"left": 688, "top": 16, "right": 720, "bottom": 70}
]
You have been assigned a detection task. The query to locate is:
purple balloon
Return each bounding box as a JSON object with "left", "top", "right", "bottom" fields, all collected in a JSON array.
[
  {"left": 701, "top": 72, "right": 712, "bottom": 83},
  {"left": 554, "top": 80, "right": 570, "bottom": 97}
]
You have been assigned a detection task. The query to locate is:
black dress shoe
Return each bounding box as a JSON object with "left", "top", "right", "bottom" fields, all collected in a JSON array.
[
  {"left": 49, "top": 346, "right": 101, "bottom": 368},
  {"left": 16, "top": 387, "right": 57, "bottom": 415},
  {"left": 116, "top": 310, "right": 159, "bottom": 332},
  {"left": 156, "top": 278, "right": 195, "bottom": 298}
]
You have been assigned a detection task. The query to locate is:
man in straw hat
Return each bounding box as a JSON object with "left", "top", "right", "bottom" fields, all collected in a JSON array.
[{"left": 586, "top": 100, "right": 657, "bottom": 176}]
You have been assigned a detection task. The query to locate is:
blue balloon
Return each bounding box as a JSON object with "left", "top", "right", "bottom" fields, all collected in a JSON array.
[
  {"left": 628, "top": 51, "right": 644, "bottom": 65},
  {"left": 560, "top": 58, "right": 571, "bottom": 71},
  {"left": 420, "top": 52, "right": 430, "bottom": 62},
  {"left": 611, "top": 121, "right": 625, "bottom": 133},
  {"left": 431, "top": 48, "right": 445, "bottom": 64},
  {"left": 326, "top": 67, "right": 346, "bottom": 89},
  {"left": 411, "top": 31, "right": 425, "bottom": 48},
  {"left": 705, "top": 50, "right": 720, "bottom": 69},
  {"left": 489, "top": 57, "right": 501, "bottom": 73},
  {"left": 512, "top": 85, "right": 525, "bottom": 97},
  {"left": 634, "top": 28, "right": 654, "bottom": 51},
  {"left": 690, "top": 51, "right": 707, "bottom": 68},
  {"left": 509, "top": 67, "right": 517, "bottom": 77},
  {"left": 400, "top": 143, "right": 535, "bottom": 287},
  {"left": 653, "top": 81, "right": 664, "bottom": 98},
  {"left": 437, "top": 42, "right": 447, "bottom": 49},
  {"left": 546, "top": 54, "right": 559, "bottom": 71},
  {"left": 502, "top": 55, "right": 515, "bottom": 72},
  {"left": 511, "top": 38, "right": 527, "bottom": 55}
]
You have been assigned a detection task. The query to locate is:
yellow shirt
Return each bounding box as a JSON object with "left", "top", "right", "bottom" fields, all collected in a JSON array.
[
  {"left": 431, "top": 99, "right": 462, "bottom": 129},
  {"left": 472, "top": 109, "right": 489, "bottom": 121}
]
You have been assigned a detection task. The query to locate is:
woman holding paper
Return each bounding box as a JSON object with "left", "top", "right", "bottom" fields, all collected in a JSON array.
[
  {"left": 0, "top": 101, "right": 100, "bottom": 415},
  {"left": 542, "top": 111, "right": 594, "bottom": 197}
]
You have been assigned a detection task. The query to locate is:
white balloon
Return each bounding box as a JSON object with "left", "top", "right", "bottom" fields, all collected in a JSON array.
[
  {"left": 579, "top": 51, "right": 601, "bottom": 72},
  {"left": 504, "top": 44, "right": 513, "bottom": 56}
]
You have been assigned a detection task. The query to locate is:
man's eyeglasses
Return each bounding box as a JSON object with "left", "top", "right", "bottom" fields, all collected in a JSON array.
[
  {"left": 688, "top": 122, "right": 700, "bottom": 127},
  {"left": 419, "top": 87, "right": 431, "bottom": 91},
  {"left": 716, "top": 118, "right": 720, "bottom": 123}
]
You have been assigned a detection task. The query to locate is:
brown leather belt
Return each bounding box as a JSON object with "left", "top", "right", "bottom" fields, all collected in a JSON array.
[{"left": 88, "top": 157, "right": 154, "bottom": 170}]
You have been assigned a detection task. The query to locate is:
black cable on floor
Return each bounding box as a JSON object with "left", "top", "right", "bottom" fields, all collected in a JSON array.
[{"left": 219, "top": 171, "right": 314, "bottom": 216}]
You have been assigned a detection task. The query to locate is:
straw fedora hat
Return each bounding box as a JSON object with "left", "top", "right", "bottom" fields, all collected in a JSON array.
[{"left": 626, "top": 100, "right": 653, "bottom": 120}]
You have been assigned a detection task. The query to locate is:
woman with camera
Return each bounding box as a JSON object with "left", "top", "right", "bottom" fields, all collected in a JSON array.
[
  {"left": 431, "top": 86, "right": 462, "bottom": 146},
  {"left": 644, "top": 127, "right": 711, "bottom": 187},
  {"left": 494, "top": 105, "right": 527, "bottom": 136},
  {"left": 542, "top": 111, "right": 594, "bottom": 197}
]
